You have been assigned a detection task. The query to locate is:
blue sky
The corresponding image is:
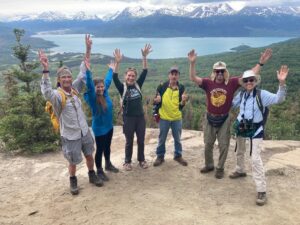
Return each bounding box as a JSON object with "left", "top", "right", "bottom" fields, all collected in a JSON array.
[{"left": 1, "top": 0, "right": 299, "bottom": 16}]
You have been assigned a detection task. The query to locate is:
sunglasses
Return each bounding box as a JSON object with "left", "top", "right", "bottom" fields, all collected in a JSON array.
[
  {"left": 214, "top": 69, "right": 225, "bottom": 74},
  {"left": 243, "top": 78, "right": 255, "bottom": 83}
]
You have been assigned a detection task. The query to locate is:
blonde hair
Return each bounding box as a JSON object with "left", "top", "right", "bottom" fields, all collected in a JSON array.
[{"left": 210, "top": 69, "right": 230, "bottom": 85}]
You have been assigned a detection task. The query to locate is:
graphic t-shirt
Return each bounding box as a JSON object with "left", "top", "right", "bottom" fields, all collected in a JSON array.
[{"left": 200, "top": 77, "right": 240, "bottom": 115}]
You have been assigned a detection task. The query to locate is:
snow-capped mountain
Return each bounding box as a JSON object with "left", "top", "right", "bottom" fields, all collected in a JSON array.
[
  {"left": 72, "top": 11, "right": 100, "bottom": 20},
  {"left": 2, "top": 3, "right": 300, "bottom": 22},
  {"left": 186, "top": 3, "right": 235, "bottom": 18},
  {"left": 239, "top": 6, "right": 300, "bottom": 16}
]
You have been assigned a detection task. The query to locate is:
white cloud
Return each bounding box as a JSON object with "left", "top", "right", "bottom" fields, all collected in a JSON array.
[{"left": 0, "top": 0, "right": 299, "bottom": 16}]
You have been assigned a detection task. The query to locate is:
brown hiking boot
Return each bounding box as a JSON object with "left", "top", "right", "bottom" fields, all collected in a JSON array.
[
  {"left": 70, "top": 176, "right": 79, "bottom": 195},
  {"left": 229, "top": 171, "right": 247, "bottom": 179},
  {"left": 215, "top": 168, "right": 224, "bottom": 179},
  {"left": 200, "top": 166, "right": 215, "bottom": 173},
  {"left": 174, "top": 156, "right": 188, "bottom": 166},
  {"left": 153, "top": 157, "right": 165, "bottom": 167},
  {"left": 256, "top": 192, "right": 267, "bottom": 206}
]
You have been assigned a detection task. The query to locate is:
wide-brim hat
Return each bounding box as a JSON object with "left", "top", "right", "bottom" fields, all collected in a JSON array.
[
  {"left": 210, "top": 61, "right": 230, "bottom": 84},
  {"left": 239, "top": 70, "right": 261, "bottom": 85}
]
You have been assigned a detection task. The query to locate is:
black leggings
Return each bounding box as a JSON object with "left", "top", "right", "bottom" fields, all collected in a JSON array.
[
  {"left": 94, "top": 128, "right": 113, "bottom": 169},
  {"left": 123, "top": 115, "right": 146, "bottom": 163}
]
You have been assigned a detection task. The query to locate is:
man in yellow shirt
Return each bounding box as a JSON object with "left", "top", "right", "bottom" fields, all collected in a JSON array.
[{"left": 153, "top": 66, "right": 189, "bottom": 167}]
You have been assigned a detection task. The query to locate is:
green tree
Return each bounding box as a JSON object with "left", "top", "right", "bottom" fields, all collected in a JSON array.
[{"left": 0, "top": 29, "right": 58, "bottom": 153}]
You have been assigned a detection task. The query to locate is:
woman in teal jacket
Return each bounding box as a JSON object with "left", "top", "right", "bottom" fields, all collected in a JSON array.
[{"left": 83, "top": 55, "right": 119, "bottom": 182}]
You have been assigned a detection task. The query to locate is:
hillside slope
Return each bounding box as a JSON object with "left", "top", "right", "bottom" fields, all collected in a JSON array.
[{"left": 0, "top": 127, "right": 300, "bottom": 224}]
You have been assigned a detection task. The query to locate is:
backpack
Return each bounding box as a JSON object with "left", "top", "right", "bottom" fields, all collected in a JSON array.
[
  {"left": 239, "top": 88, "right": 269, "bottom": 129},
  {"left": 119, "top": 82, "right": 142, "bottom": 113},
  {"left": 45, "top": 87, "right": 79, "bottom": 133}
]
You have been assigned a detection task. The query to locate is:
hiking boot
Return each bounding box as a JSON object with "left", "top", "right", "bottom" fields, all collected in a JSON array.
[
  {"left": 70, "top": 176, "right": 79, "bottom": 195},
  {"left": 105, "top": 162, "right": 119, "bottom": 173},
  {"left": 88, "top": 170, "right": 103, "bottom": 187},
  {"left": 229, "top": 171, "right": 247, "bottom": 179},
  {"left": 215, "top": 168, "right": 224, "bottom": 179},
  {"left": 200, "top": 166, "right": 215, "bottom": 173},
  {"left": 97, "top": 168, "right": 109, "bottom": 182},
  {"left": 174, "top": 156, "right": 188, "bottom": 166},
  {"left": 153, "top": 157, "right": 165, "bottom": 167},
  {"left": 256, "top": 192, "right": 267, "bottom": 206}
]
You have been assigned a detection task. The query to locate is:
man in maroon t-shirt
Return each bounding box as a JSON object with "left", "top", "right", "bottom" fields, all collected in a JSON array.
[{"left": 188, "top": 49, "right": 272, "bottom": 179}]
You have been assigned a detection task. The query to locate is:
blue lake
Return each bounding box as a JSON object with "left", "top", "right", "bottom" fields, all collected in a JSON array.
[{"left": 33, "top": 34, "right": 292, "bottom": 59}]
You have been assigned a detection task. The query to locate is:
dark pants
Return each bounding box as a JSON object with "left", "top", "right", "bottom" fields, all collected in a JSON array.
[
  {"left": 123, "top": 115, "right": 146, "bottom": 163},
  {"left": 94, "top": 128, "right": 113, "bottom": 169}
]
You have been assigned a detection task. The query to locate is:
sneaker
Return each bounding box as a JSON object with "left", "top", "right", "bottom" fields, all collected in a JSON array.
[
  {"left": 105, "top": 162, "right": 119, "bottom": 173},
  {"left": 153, "top": 157, "right": 164, "bottom": 167},
  {"left": 139, "top": 161, "right": 149, "bottom": 169},
  {"left": 215, "top": 168, "right": 224, "bottom": 179},
  {"left": 174, "top": 156, "right": 188, "bottom": 166},
  {"left": 229, "top": 171, "right": 247, "bottom": 179},
  {"left": 200, "top": 166, "right": 215, "bottom": 173},
  {"left": 97, "top": 168, "right": 109, "bottom": 182},
  {"left": 70, "top": 176, "right": 79, "bottom": 195},
  {"left": 88, "top": 170, "right": 103, "bottom": 187},
  {"left": 123, "top": 163, "right": 132, "bottom": 171},
  {"left": 256, "top": 192, "right": 267, "bottom": 206}
]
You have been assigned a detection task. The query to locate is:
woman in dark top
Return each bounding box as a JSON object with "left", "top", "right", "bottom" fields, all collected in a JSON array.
[{"left": 112, "top": 45, "right": 152, "bottom": 171}]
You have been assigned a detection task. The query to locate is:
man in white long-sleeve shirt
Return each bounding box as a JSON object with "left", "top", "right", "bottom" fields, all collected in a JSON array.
[
  {"left": 230, "top": 66, "right": 289, "bottom": 206},
  {"left": 39, "top": 48, "right": 103, "bottom": 195}
]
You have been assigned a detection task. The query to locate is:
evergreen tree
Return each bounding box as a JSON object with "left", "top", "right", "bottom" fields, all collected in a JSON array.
[{"left": 0, "top": 29, "right": 58, "bottom": 153}]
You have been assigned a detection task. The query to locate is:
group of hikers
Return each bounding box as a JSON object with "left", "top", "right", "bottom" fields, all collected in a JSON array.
[{"left": 39, "top": 35, "right": 289, "bottom": 206}]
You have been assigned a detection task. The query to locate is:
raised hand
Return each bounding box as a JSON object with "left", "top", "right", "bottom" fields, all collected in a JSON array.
[
  {"left": 107, "top": 60, "right": 116, "bottom": 71},
  {"left": 84, "top": 56, "right": 91, "bottom": 71},
  {"left": 259, "top": 48, "right": 272, "bottom": 64},
  {"left": 188, "top": 49, "right": 197, "bottom": 64},
  {"left": 85, "top": 34, "right": 92, "bottom": 53},
  {"left": 141, "top": 44, "right": 152, "bottom": 58},
  {"left": 113, "top": 48, "right": 123, "bottom": 63},
  {"left": 153, "top": 92, "right": 161, "bottom": 104},
  {"left": 38, "top": 49, "right": 49, "bottom": 70},
  {"left": 277, "top": 65, "right": 289, "bottom": 84},
  {"left": 181, "top": 91, "right": 189, "bottom": 104}
]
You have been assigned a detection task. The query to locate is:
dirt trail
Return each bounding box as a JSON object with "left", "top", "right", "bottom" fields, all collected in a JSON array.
[{"left": 0, "top": 126, "right": 300, "bottom": 225}]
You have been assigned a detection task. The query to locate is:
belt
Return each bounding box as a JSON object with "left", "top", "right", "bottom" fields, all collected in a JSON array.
[{"left": 207, "top": 112, "right": 228, "bottom": 117}]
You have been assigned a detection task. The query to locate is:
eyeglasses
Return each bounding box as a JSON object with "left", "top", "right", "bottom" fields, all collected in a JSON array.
[
  {"left": 214, "top": 69, "right": 225, "bottom": 74},
  {"left": 243, "top": 78, "right": 255, "bottom": 83}
]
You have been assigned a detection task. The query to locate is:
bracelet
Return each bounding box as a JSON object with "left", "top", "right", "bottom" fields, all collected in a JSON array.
[
  {"left": 258, "top": 63, "right": 264, "bottom": 66},
  {"left": 42, "top": 70, "right": 49, "bottom": 73}
]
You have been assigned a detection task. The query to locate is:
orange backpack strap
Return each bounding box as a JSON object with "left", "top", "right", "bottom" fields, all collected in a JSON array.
[{"left": 57, "top": 88, "right": 67, "bottom": 109}]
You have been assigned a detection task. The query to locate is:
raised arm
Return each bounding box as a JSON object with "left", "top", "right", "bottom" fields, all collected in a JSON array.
[
  {"left": 38, "top": 49, "right": 49, "bottom": 79},
  {"left": 141, "top": 43, "right": 152, "bottom": 69},
  {"left": 104, "top": 60, "right": 115, "bottom": 90},
  {"left": 85, "top": 34, "right": 92, "bottom": 60},
  {"left": 262, "top": 65, "right": 289, "bottom": 107},
  {"left": 73, "top": 34, "right": 93, "bottom": 91},
  {"left": 112, "top": 49, "right": 124, "bottom": 95},
  {"left": 251, "top": 48, "right": 272, "bottom": 75},
  {"left": 39, "top": 49, "right": 63, "bottom": 113},
  {"left": 113, "top": 48, "right": 122, "bottom": 74},
  {"left": 188, "top": 49, "right": 203, "bottom": 86}
]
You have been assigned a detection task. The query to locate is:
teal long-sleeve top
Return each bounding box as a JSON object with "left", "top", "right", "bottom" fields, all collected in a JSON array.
[{"left": 84, "top": 69, "right": 113, "bottom": 136}]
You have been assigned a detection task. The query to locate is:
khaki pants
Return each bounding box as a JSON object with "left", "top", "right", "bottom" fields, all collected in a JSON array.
[
  {"left": 203, "top": 116, "right": 231, "bottom": 169},
  {"left": 235, "top": 137, "right": 266, "bottom": 192}
]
